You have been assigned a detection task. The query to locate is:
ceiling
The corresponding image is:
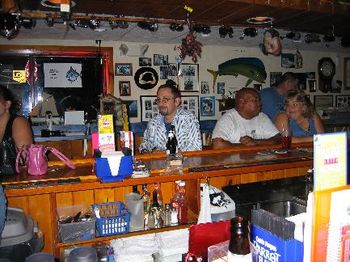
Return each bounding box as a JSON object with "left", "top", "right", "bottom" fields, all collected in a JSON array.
[{"left": 1, "top": 0, "right": 350, "bottom": 51}]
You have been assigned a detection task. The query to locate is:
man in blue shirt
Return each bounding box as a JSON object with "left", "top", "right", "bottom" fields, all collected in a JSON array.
[
  {"left": 139, "top": 80, "right": 202, "bottom": 153},
  {"left": 260, "top": 72, "right": 299, "bottom": 121}
]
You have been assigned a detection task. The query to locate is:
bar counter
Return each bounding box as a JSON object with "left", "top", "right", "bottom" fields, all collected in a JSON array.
[{"left": 2, "top": 143, "right": 313, "bottom": 257}]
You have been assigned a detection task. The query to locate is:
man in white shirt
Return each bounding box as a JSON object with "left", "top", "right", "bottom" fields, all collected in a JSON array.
[{"left": 212, "top": 87, "right": 280, "bottom": 149}]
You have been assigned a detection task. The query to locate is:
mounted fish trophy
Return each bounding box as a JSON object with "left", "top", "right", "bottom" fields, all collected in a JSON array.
[
  {"left": 207, "top": 57, "right": 267, "bottom": 91},
  {"left": 260, "top": 28, "right": 282, "bottom": 56}
]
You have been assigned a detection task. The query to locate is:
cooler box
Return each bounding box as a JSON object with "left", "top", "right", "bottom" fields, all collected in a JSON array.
[{"left": 0, "top": 207, "right": 43, "bottom": 262}]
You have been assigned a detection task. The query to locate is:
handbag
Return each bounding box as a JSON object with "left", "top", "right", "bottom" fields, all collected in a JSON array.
[
  {"left": 0, "top": 138, "right": 17, "bottom": 176},
  {"left": 16, "top": 144, "right": 76, "bottom": 176}
]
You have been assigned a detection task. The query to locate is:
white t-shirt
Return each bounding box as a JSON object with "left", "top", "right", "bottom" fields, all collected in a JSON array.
[{"left": 212, "top": 109, "right": 279, "bottom": 143}]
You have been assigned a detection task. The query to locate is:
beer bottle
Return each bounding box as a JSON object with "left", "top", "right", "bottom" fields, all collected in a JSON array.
[
  {"left": 227, "top": 216, "right": 252, "bottom": 262},
  {"left": 166, "top": 125, "right": 178, "bottom": 155}
]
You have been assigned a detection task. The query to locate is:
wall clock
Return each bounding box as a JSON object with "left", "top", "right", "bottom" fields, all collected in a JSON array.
[{"left": 318, "top": 57, "right": 335, "bottom": 93}]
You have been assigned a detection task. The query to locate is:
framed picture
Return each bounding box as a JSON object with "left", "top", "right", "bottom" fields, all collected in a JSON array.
[
  {"left": 270, "top": 72, "right": 282, "bottom": 86},
  {"left": 153, "top": 54, "right": 168, "bottom": 66},
  {"left": 123, "top": 100, "right": 138, "bottom": 118},
  {"left": 314, "top": 95, "right": 333, "bottom": 111},
  {"left": 168, "top": 63, "right": 178, "bottom": 76},
  {"left": 200, "top": 96, "right": 215, "bottom": 117},
  {"left": 344, "top": 58, "right": 350, "bottom": 90},
  {"left": 115, "top": 63, "right": 132, "bottom": 76},
  {"left": 139, "top": 57, "right": 152, "bottom": 67},
  {"left": 119, "top": 81, "right": 131, "bottom": 96},
  {"left": 181, "top": 95, "right": 199, "bottom": 119},
  {"left": 281, "top": 53, "right": 295, "bottom": 68},
  {"left": 308, "top": 79, "right": 317, "bottom": 92},
  {"left": 217, "top": 82, "right": 225, "bottom": 94},
  {"left": 179, "top": 64, "right": 199, "bottom": 92},
  {"left": 201, "top": 81, "right": 210, "bottom": 94},
  {"left": 140, "top": 96, "right": 158, "bottom": 122},
  {"left": 336, "top": 95, "right": 350, "bottom": 108},
  {"left": 159, "top": 65, "right": 169, "bottom": 79},
  {"left": 295, "top": 73, "right": 307, "bottom": 90}
]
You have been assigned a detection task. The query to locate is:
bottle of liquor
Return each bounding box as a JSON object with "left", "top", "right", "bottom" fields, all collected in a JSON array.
[
  {"left": 227, "top": 216, "right": 252, "bottom": 262},
  {"left": 141, "top": 184, "right": 151, "bottom": 213},
  {"left": 152, "top": 182, "right": 163, "bottom": 208},
  {"left": 132, "top": 185, "right": 140, "bottom": 195},
  {"left": 171, "top": 180, "right": 187, "bottom": 224},
  {"left": 166, "top": 125, "right": 178, "bottom": 155}
]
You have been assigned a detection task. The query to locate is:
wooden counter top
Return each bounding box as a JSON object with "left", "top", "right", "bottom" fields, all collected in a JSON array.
[{"left": 3, "top": 145, "right": 313, "bottom": 196}]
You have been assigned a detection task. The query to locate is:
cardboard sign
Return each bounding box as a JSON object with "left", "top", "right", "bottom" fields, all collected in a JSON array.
[{"left": 313, "top": 132, "right": 348, "bottom": 191}]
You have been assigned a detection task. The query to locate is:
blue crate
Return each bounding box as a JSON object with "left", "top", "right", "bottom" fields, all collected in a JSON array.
[{"left": 93, "top": 202, "right": 130, "bottom": 237}]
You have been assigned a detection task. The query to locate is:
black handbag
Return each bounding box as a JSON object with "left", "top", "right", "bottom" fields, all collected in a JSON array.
[{"left": 0, "top": 137, "right": 17, "bottom": 176}]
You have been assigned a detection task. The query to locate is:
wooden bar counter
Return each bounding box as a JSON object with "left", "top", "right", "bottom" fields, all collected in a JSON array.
[{"left": 2, "top": 143, "right": 313, "bottom": 257}]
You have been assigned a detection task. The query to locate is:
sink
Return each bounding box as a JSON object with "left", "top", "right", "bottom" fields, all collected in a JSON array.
[{"left": 257, "top": 198, "right": 306, "bottom": 217}]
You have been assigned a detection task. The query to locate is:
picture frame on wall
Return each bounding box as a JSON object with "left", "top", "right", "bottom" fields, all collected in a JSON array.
[
  {"left": 314, "top": 95, "right": 333, "bottom": 111},
  {"left": 140, "top": 96, "right": 158, "bottom": 122},
  {"left": 179, "top": 64, "right": 199, "bottom": 92},
  {"left": 270, "top": 72, "right": 282, "bottom": 86},
  {"left": 344, "top": 58, "right": 350, "bottom": 90},
  {"left": 124, "top": 100, "right": 138, "bottom": 118},
  {"left": 139, "top": 57, "right": 152, "bottom": 66},
  {"left": 115, "top": 63, "right": 132, "bottom": 76},
  {"left": 200, "top": 96, "right": 215, "bottom": 117},
  {"left": 336, "top": 95, "right": 350, "bottom": 108},
  {"left": 281, "top": 53, "right": 295, "bottom": 68},
  {"left": 181, "top": 95, "right": 199, "bottom": 119},
  {"left": 119, "top": 81, "right": 131, "bottom": 96},
  {"left": 153, "top": 54, "right": 168, "bottom": 66},
  {"left": 308, "top": 79, "right": 317, "bottom": 92}
]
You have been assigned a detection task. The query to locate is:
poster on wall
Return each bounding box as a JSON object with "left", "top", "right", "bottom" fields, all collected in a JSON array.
[{"left": 44, "top": 63, "right": 82, "bottom": 88}]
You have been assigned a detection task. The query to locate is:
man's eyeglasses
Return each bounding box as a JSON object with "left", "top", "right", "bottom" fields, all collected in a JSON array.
[{"left": 155, "top": 97, "right": 174, "bottom": 104}]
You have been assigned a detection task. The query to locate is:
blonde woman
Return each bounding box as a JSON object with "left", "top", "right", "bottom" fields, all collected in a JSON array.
[{"left": 274, "top": 89, "right": 325, "bottom": 143}]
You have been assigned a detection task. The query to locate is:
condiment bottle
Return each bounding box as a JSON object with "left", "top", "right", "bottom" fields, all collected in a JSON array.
[{"left": 227, "top": 216, "right": 252, "bottom": 262}]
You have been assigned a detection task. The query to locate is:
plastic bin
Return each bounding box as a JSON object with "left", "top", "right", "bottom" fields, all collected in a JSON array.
[
  {"left": 0, "top": 207, "right": 43, "bottom": 262},
  {"left": 57, "top": 205, "right": 95, "bottom": 243},
  {"left": 92, "top": 202, "right": 130, "bottom": 237}
]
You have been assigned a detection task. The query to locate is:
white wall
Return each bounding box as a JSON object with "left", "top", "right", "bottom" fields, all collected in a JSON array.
[{"left": 3, "top": 39, "right": 350, "bottom": 122}]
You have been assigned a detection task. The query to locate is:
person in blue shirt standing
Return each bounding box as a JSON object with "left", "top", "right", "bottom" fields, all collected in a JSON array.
[
  {"left": 260, "top": 72, "right": 299, "bottom": 121},
  {"left": 274, "top": 89, "right": 325, "bottom": 143}
]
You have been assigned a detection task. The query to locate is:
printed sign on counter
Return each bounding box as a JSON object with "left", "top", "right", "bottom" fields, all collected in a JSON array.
[{"left": 313, "top": 132, "right": 348, "bottom": 191}]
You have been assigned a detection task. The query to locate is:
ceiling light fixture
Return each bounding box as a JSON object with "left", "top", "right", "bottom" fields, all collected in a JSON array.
[
  {"left": 45, "top": 15, "right": 54, "bottom": 27},
  {"left": 40, "top": 0, "right": 76, "bottom": 9},
  {"left": 20, "top": 17, "right": 36, "bottom": 29},
  {"left": 219, "top": 26, "right": 233, "bottom": 38},
  {"left": 137, "top": 21, "right": 158, "bottom": 32},
  {"left": 247, "top": 16, "right": 274, "bottom": 25},
  {"left": 169, "top": 23, "right": 184, "bottom": 32},
  {"left": 193, "top": 24, "right": 211, "bottom": 36},
  {"left": 0, "top": 13, "right": 20, "bottom": 39},
  {"left": 239, "top": 27, "right": 257, "bottom": 40}
]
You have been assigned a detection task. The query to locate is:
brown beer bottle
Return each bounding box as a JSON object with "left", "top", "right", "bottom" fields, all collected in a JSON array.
[{"left": 227, "top": 216, "right": 252, "bottom": 262}]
